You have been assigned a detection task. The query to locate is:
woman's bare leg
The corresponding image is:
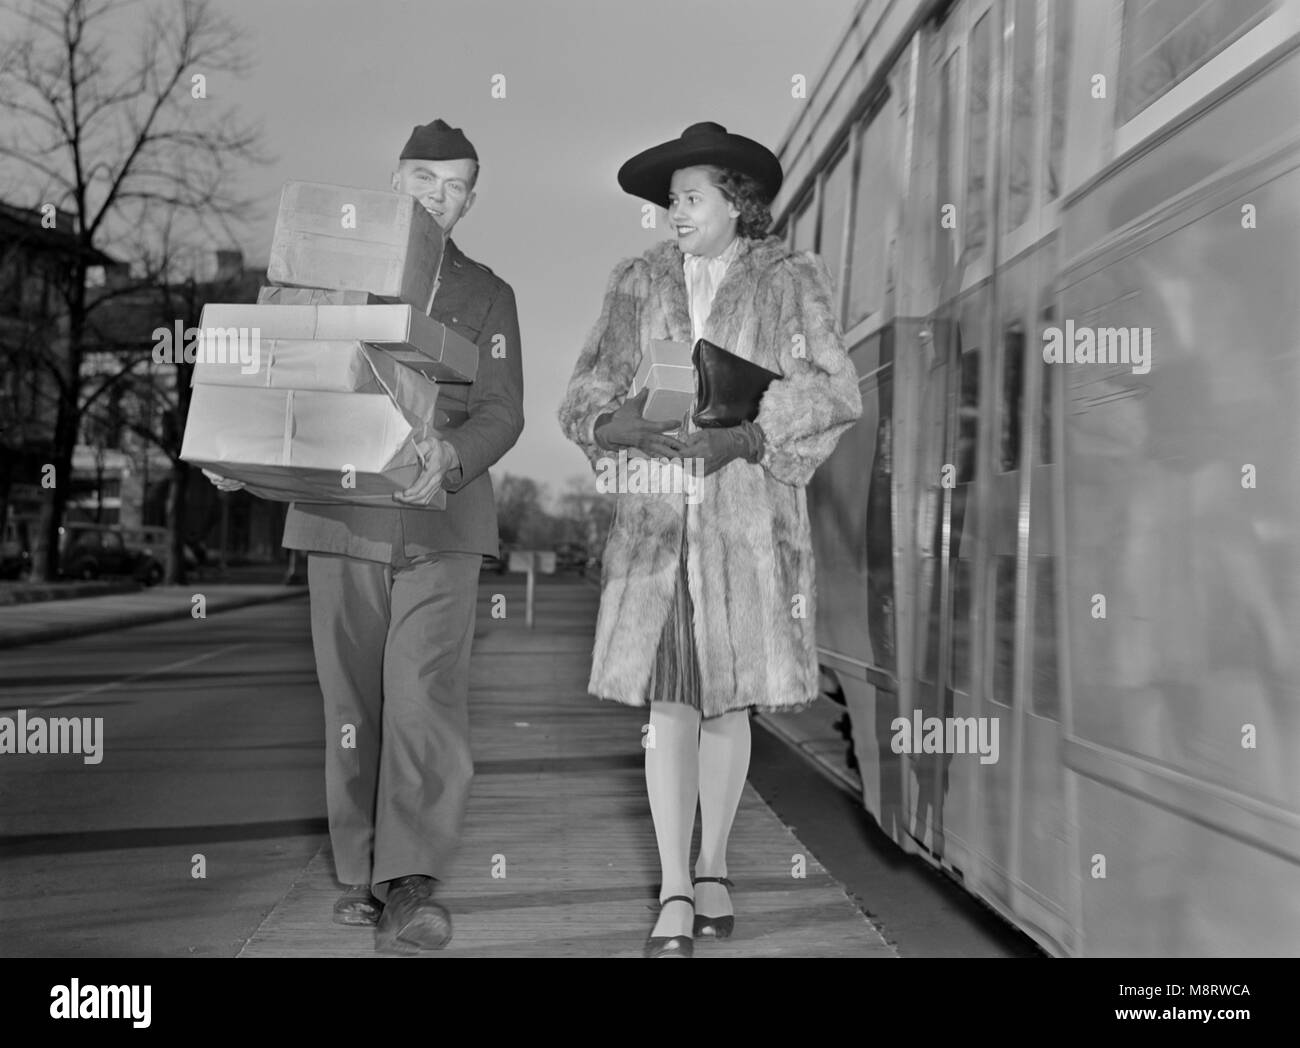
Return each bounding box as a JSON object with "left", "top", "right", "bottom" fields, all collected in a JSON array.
[{"left": 645, "top": 700, "right": 700, "bottom": 938}]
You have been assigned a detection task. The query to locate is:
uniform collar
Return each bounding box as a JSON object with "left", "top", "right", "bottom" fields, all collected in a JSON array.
[{"left": 444, "top": 236, "right": 464, "bottom": 269}]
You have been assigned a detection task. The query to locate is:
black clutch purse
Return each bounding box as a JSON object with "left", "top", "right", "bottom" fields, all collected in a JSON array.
[{"left": 691, "top": 338, "right": 780, "bottom": 428}]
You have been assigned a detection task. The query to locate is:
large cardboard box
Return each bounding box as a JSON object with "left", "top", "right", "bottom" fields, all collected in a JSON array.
[
  {"left": 256, "top": 286, "right": 382, "bottom": 306},
  {"left": 180, "top": 342, "right": 448, "bottom": 508},
  {"left": 629, "top": 339, "right": 694, "bottom": 424},
  {"left": 197, "top": 303, "right": 478, "bottom": 383},
  {"left": 190, "top": 338, "right": 467, "bottom": 431},
  {"left": 267, "top": 181, "right": 444, "bottom": 310}
]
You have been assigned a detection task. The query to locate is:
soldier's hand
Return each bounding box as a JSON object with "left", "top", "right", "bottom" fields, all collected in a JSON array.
[
  {"left": 395, "top": 436, "right": 456, "bottom": 505},
  {"left": 202, "top": 469, "right": 246, "bottom": 493}
]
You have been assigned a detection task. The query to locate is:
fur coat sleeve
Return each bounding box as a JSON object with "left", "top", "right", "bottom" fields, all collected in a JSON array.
[
  {"left": 755, "top": 250, "right": 863, "bottom": 487},
  {"left": 557, "top": 257, "right": 649, "bottom": 469}
]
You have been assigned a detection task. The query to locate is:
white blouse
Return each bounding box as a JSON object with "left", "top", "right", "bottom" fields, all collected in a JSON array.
[{"left": 682, "top": 234, "right": 742, "bottom": 342}]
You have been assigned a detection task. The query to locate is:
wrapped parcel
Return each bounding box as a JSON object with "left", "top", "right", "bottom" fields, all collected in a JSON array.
[
  {"left": 629, "top": 339, "right": 694, "bottom": 424},
  {"left": 197, "top": 303, "right": 478, "bottom": 383},
  {"left": 180, "top": 340, "right": 448, "bottom": 509},
  {"left": 267, "top": 181, "right": 445, "bottom": 310}
]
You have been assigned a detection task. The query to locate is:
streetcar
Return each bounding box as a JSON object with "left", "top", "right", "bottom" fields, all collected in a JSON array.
[{"left": 772, "top": 0, "right": 1300, "bottom": 956}]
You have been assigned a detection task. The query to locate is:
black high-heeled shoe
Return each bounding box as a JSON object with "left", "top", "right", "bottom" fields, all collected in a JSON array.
[
  {"left": 644, "top": 895, "right": 695, "bottom": 958},
  {"left": 692, "top": 876, "right": 734, "bottom": 939}
]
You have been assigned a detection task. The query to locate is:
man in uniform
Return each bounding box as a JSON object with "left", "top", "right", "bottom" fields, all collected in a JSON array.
[{"left": 206, "top": 119, "right": 524, "bottom": 953}]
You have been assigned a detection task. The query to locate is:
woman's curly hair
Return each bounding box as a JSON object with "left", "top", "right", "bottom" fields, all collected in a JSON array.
[{"left": 704, "top": 166, "right": 773, "bottom": 240}]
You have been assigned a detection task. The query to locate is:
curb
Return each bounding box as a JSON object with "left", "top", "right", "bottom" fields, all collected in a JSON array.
[
  {"left": 0, "top": 581, "right": 143, "bottom": 607},
  {"left": 0, "top": 587, "right": 309, "bottom": 652}
]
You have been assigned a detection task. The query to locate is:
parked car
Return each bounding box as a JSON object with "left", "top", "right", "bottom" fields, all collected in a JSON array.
[
  {"left": 59, "top": 524, "right": 162, "bottom": 585},
  {"left": 120, "top": 525, "right": 202, "bottom": 574},
  {"left": 0, "top": 517, "right": 34, "bottom": 580},
  {"left": 554, "top": 542, "right": 588, "bottom": 571}
]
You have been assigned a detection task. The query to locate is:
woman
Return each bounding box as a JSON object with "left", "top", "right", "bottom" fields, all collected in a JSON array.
[{"left": 558, "top": 122, "right": 862, "bottom": 957}]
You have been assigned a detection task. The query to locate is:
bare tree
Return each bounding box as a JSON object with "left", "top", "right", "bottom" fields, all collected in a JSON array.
[{"left": 0, "top": 0, "right": 267, "bottom": 580}]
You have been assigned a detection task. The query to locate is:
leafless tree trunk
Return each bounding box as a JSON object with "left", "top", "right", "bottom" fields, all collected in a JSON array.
[{"left": 0, "top": 0, "right": 267, "bottom": 581}]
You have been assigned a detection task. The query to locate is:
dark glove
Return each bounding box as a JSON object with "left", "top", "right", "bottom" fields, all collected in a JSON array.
[
  {"left": 593, "top": 389, "right": 688, "bottom": 458},
  {"left": 678, "top": 421, "right": 765, "bottom": 477}
]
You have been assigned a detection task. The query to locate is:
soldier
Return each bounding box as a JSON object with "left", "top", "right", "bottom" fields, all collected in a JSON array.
[{"left": 206, "top": 118, "right": 524, "bottom": 953}]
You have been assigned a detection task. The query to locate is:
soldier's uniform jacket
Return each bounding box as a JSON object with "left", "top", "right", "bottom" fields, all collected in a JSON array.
[{"left": 282, "top": 237, "right": 525, "bottom": 562}]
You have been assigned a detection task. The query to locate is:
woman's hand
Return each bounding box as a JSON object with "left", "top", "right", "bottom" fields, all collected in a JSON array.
[
  {"left": 594, "top": 389, "right": 689, "bottom": 458},
  {"left": 677, "top": 427, "right": 750, "bottom": 477}
]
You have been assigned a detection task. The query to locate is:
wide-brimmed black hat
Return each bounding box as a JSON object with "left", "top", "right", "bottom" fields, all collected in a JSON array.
[{"left": 617, "top": 122, "right": 782, "bottom": 209}]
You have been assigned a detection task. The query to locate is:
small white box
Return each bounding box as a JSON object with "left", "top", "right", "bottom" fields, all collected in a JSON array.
[{"left": 629, "top": 339, "right": 694, "bottom": 424}]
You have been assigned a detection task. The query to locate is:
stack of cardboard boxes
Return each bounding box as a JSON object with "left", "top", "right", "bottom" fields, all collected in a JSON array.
[{"left": 181, "top": 181, "right": 479, "bottom": 509}]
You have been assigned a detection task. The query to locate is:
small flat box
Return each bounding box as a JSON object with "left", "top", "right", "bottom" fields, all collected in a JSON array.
[
  {"left": 629, "top": 339, "right": 694, "bottom": 424},
  {"left": 197, "top": 303, "right": 478, "bottom": 383},
  {"left": 267, "top": 181, "right": 444, "bottom": 310}
]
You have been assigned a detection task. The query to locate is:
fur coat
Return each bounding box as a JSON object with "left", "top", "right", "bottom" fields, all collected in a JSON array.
[{"left": 557, "top": 235, "right": 862, "bottom": 717}]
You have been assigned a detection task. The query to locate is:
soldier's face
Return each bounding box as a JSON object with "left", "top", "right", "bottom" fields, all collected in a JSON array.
[
  {"left": 392, "top": 158, "right": 477, "bottom": 234},
  {"left": 667, "top": 166, "right": 739, "bottom": 259}
]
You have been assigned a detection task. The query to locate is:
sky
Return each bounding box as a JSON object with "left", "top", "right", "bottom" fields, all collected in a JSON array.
[{"left": 5, "top": 0, "right": 857, "bottom": 498}]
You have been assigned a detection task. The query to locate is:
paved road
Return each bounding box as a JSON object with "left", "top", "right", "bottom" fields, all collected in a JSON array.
[{"left": 0, "top": 596, "right": 325, "bottom": 956}]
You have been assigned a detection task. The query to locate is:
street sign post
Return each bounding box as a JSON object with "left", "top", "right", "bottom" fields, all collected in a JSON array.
[{"left": 507, "top": 549, "right": 556, "bottom": 627}]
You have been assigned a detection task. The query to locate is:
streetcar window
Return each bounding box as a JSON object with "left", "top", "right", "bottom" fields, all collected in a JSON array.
[
  {"left": 998, "top": 326, "right": 1024, "bottom": 474},
  {"left": 989, "top": 554, "right": 1016, "bottom": 708},
  {"left": 934, "top": 53, "right": 961, "bottom": 276},
  {"left": 1045, "top": 0, "right": 1073, "bottom": 201},
  {"left": 1006, "top": 0, "right": 1037, "bottom": 231},
  {"left": 820, "top": 142, "right": 852, "bottom": 317},
  {"left": 846, "top": 107, "right": 892, "bottom": 328},
  {"left": 950, "top": 556, "right": 973, "bottom": 694},
  {"left": 1031, "top": 557, "right": 1060, "bottom": 720},
  {"left": 964, "top": 11, "right": 992, "bottom": 254},
  {"left": 1039, "top": 300, "right": 1056, "bottom": 465},
  {"left": 1118, "top": 0, "right": 1274, "bottom": 123},
  {"left": 790, "top": 192, "right": 815, "bottom": 254},
  {"left": 955, "top": 343, "right": 979, "bottom": 485}
]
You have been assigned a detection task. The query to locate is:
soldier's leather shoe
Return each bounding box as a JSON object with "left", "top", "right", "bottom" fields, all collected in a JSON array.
[
  {"left": 333, "top": 885, "right": 382, "bottom": 927},
  {"left": 374, "top": 875, "right": 452, "bottom": 954}
]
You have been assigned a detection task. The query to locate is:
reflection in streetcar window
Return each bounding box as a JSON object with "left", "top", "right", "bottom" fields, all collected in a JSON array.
[
  {"left": 1032, "top": 558, "right": 1060, "bottom": 720},
  {"left": 820, "top": 143, "right": 851, "bottom": 312},
  {"left": 1006, "top": 0, "right": 1037, "bottom": 230},
  {"left": 1045, "top": 0, "right": 1073, "bottom": 200},
  {"left": 790, "top": 192, "right": 815, "bottom": 254},
  {"left": 956, "top": 343, "right": 979, "bottom": 485},
  {"left": 989, "top": 554, "right": 1016, "bottom": 708},
  {"left": 999, "top": 326, "right": 1025, "bottom": 474},
  {"left": 965, "top": 11, "right": 992, "bottom": 254},
  {"left": 934, "top": 52, "right": 961, "bottom": 278},
  {"left": 1039, "top": 301, "right": 1056, "bottom": 466},
  {"left": 848, "top": 109, "right": 893, "bottom": 328},
  {"left": 950, "top": 556, "right": 973, "bottom": 695},
  {"left": 1118, "top": 0, "right": 1274, "bottom": 122}
]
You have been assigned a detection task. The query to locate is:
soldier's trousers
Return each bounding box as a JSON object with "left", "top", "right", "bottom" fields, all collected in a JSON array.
[{"left": 306, "top": 550, "right": 482, "bottom": 901}]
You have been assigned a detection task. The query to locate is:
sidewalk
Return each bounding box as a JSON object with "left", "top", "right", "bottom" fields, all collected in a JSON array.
[
  {"left": 0, "top": 583, "right": 308, "bottom": 650},
  {"left": 238, "top": 575, "right": 893, "bottom": 957}
]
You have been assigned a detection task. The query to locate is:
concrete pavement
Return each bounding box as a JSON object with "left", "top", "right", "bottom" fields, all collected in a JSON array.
[{"left": 0, "top": 583, "right": 308, "bottom": 650}]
